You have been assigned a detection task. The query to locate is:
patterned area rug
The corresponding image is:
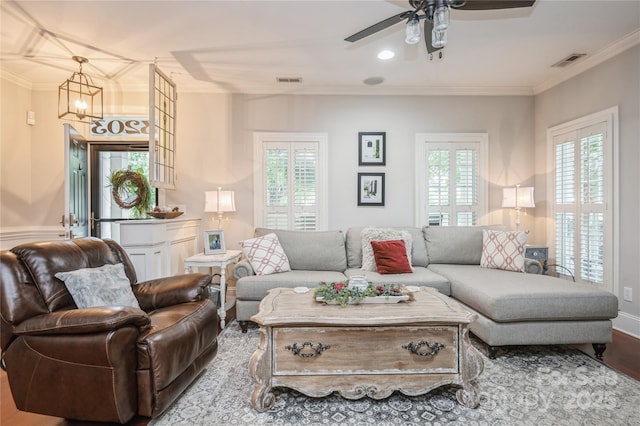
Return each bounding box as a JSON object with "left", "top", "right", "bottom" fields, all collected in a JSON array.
[{"left": 151, "top": 322, "right": 640, "bottom": 426}]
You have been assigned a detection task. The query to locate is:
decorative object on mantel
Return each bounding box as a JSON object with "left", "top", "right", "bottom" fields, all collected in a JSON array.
[
  {"left": 58, "top": 56, "right": 103, "bottom": 123},
  {"left": 204, "top": 187, "right": 236, "bottom": 229},
  {"left": 108, "top": 169, "right": 152, "bottom": 218},
  {"left": 314, "top": 281, "right": 412, "bottom": 306},
  {"left": 147, "top": 207, "right": 183, "bottom": 219},
  {"left": 502, "top": 184, "right": 535, "bottom": 231}
]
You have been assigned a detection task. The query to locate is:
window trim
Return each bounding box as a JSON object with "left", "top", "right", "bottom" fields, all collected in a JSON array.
[
  {"left": 546, "top": 106, "right": 619, "bottom": 294},
  {"left": 253, "top": 132, "right": 328, "bottom": 230},
  {"left": 414, "top": 133, "right": 489, "bottom": 227}
]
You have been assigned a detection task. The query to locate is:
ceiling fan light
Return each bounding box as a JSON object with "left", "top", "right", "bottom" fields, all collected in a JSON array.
[
  {"left": 432, "top": 29, "right": 447, "bottom": 49},
  {"left": 433, "top": 5, "right": 450, "bottom": 31},
  {"left": 405, "top": 16, "right": 421, "bottom": 44}
]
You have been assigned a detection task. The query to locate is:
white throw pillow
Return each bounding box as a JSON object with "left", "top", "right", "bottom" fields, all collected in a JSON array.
[
  {"left": 361, "top": 227, "right": 413, "bottom": 272},
  {"left": 55, "top": 263, "right": 141, "bottom": 309},
  {"left": 241, "top": 233, "right": 291, "bottom": 276},
  {"left": 480, "top": 230, "right": 528, "bottom": 272}
]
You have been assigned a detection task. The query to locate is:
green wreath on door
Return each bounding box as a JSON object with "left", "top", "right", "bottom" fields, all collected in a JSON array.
[{"left": 109, "top": 169, "right": 152, "bottom": 218}]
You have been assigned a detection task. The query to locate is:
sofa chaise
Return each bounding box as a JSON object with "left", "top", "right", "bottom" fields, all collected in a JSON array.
[{"left": 234, "top": 226, "right": 618, "bottom": 358}]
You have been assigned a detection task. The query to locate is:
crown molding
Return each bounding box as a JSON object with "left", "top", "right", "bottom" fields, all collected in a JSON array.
[
  {"left": 533, "top": 29, "right": 640, "bottom": 95},
  {"left": 0, "top": 68, "right": 33, "bottom": 90}
]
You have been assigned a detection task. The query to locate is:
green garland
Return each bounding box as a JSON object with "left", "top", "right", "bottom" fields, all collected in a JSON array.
[
  {"left": 314, "top": 281, "right": 404, "bottom": 306},
  {"left": 109, "top": 169, "right": 152, "bottom": 218}
]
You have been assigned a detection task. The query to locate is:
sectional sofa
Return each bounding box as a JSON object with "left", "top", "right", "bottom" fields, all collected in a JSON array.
[{"left": 233, "top": 226, "right": 618, "bottom": 358}]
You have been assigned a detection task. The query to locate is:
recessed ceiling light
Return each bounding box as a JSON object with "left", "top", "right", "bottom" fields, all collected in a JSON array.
[{"left": 377, "top": 50, "right": 395, "bottom": 60}]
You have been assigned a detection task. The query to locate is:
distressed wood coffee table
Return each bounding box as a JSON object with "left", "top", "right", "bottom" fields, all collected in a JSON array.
[{"left": 248, "top": 287, "right": 484, "bottom": 412}]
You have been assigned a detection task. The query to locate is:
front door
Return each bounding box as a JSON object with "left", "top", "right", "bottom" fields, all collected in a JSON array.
[
  {"left": 89, "top": 142, "right": 155, "bottom": 238},
  {"left": 63, "top": 124, "right": 88, "bottom": 239}
]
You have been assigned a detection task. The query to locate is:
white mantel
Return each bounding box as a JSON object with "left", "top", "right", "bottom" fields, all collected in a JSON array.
[{"left": 114, "top": 217, "right": 201, "bottom": 281}]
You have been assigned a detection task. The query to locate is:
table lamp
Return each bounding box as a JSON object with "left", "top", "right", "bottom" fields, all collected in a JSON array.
[
  {"left": 502, "top": 185, "right": 535, "bottom": 231},
  {"left": 205, "top": 187, "right": 236, "bottom": 229}
]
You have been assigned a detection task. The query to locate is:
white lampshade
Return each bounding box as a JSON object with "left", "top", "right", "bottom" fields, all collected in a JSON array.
[
  {"left": 502, "top": 186, "right": 535, "bottom": 209},
  {"left": 205, "top": 189, "right": 236, "bottom": 213}
]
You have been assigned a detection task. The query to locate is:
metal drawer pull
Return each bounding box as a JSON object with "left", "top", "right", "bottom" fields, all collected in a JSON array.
[
  {"left": 286, "top": 342, "right": 330, "bottom": 358},
  {"left": 402, "top": 340, "right": 445, "bottom": 357}
]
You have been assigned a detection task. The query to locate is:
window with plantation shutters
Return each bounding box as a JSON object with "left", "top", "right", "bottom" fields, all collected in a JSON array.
[
  {"left": 254, "top": 133, "right": 328, "bottom": 231},
  {"left": 548, "top": 107, "right": 617, "bottom": 292},
  {"left": 415, "top": 133, "right": 488, "bottom": 227}
]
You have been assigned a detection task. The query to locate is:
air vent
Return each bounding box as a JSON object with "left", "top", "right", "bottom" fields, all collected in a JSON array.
[
  {"left": 552, "top": 53, "right": 587, "bottom": 68},
  {"left": 276, "top": 77, "right": 303, "bottom": 83}
]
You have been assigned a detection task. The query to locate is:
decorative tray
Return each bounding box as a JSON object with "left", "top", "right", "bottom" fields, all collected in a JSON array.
[
  {"left": 147, "top": 211, "right": 184, "bottom": 219},
  {"left": 315, "top": 295, "right": 410, "bottom": 305}
]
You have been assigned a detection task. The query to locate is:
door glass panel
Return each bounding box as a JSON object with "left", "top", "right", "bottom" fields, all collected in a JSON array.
[{"left": 91, "top": 145, "right": 155, "bottom": 238}]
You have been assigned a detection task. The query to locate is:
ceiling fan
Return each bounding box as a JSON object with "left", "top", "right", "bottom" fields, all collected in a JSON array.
[{"left": 345, "top": 0, "right": 536, "bottom": 56}]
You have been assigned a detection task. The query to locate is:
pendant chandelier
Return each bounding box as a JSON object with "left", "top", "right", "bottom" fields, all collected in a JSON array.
[{"left": 58, "top": 56, "right": 103, "bottom": 123}]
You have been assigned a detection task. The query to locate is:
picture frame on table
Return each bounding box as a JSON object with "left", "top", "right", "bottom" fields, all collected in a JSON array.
[
  {"left": 204, "top": 230, "right": 226, "bottom": 254},
  {"left": 357, "top": 172, "right": 385, "bottom": 206},
  {"left": 358, "top": 132, "right": 386, "bottom": 166}
]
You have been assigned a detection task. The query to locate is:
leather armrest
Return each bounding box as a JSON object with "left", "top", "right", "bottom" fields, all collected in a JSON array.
[
  {"left": 13, "top": 307, "right": 150, "bottom": 336},
  {"left": 133, "top": 273, "right": 212, "bottom": 311}
]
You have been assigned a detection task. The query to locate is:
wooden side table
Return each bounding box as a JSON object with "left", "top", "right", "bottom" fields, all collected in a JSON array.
[{"left": 184, "top": 250, "right": 242, "bottom": 328}]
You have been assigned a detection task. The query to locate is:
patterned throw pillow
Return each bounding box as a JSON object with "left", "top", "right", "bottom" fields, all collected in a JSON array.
[
  {"left": 361, "top": 227, "right": 412, "bottom": 272},
  {"left": 241, "top": 233, "right": 291, "bottom": 276},
  {"left": 370, "top": 240, "right": 413, "bottom": 274},
  {"left": 480, "top": 230, "right": 528, "bottom": 272},
  {"left": 55, "top": 263, "right": 141, "bottom": 309}
]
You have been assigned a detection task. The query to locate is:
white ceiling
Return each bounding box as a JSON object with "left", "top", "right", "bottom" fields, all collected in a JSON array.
[{"left": 1, "top": 0, "right": 639, "bottom": 95}]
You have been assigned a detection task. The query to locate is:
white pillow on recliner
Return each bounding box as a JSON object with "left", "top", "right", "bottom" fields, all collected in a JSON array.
[{"left": 55, "top": 263, "right": 140, "bottom": 309}]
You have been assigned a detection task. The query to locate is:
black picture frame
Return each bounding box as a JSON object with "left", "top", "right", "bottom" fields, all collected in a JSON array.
[
  {"left": 357, "top": 172, "right": 385, "bottom": 206},
  {"left": 358, "top": 132, "right": 386, "bottom": 166}
]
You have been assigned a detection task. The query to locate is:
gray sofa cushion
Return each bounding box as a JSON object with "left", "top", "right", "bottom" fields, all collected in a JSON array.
[
  {"left": 428, "top": 264, "right": 619, "bottom": 322},
  {"left": 236, "top": 270, "right": 347, "bottom": 301},
  {"left": 255, "top": 228, "right": 347, "bottom": 271},
  {"left": 344, "top": 267, "right": 451, "bottom": 296},
  {"left": 424, "top": 226, "right": 487, "bottom": 264},
  {"left": 346, "top": 226, "right": 428, "bottom": 269}
]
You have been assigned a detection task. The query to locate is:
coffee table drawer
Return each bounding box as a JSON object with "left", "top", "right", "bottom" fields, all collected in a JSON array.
[{"left": 273, "top": 326, "right": 458, "bottom": 375}]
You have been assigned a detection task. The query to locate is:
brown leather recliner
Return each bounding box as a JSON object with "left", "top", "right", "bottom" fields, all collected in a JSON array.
[{"left": 0, "top": 237, "right": 219, "bottom": 423}]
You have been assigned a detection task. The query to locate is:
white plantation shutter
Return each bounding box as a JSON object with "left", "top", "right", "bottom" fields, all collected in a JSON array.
[
  {"left": 551, "top": 115, "right": 613, "bottom": 289},
  {"left": 418, "top": 135, "right": 486, "bottom": 227},
  {"left": 293, "top": 146, "right": 317, "bottom": 230},
  {"left": 265, "top": 147, "right": 288, "bottom": 228},
  {"left": 254, "top": 133, "right": 327, "bottom": 231}
]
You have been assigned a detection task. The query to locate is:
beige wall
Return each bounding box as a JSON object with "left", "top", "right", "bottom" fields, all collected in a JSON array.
[
  {"left": 1, "top": 78, "right": 33, "bottom": 227},
  {"left": 229, "top": 93, "right": 535, "bottom": 239},
  {"left": 2, "top": 46, "right": 638, "bottom": 334},
  {"left": 534, "top": 45, "right": 640, "bottom": 326}
]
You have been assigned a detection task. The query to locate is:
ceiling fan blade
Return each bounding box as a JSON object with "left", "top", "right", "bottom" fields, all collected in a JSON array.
[
  {"left": 344, "top": 11, "right": 411, "bottom": 42},
  {"left": 424, "top": 20, "right": 443, "bottom": 55},
  {"left": 451, "top": 0, "right": 535, "bottom": 10}
]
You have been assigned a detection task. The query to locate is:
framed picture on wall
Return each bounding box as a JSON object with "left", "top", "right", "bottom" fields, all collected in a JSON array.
[
  {"left": 204, "top": 230, "right": 226, "bottom": 254},
  {"left": 357, "top": 172, "right": 385, "bottom": 206},
  {"left": 358, "top": 132, "right": 386, "bottom": 166}
]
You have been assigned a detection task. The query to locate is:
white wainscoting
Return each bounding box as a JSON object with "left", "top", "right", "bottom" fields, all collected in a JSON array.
[{"left": 0, "top": 227, "right": 65, "bottom": 250}]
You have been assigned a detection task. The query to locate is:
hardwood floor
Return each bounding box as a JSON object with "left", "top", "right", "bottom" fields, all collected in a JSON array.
[{"left": 2, "top": 327, "right": 638, "bottom": 426}]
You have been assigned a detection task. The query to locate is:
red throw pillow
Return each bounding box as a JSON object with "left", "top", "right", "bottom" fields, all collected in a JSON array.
[{"left": 370, "top": 240, "right": 413, "bottom": 274}]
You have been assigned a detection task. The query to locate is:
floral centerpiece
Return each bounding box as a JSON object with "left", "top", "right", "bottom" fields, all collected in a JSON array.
[{"left": 314, "top": 281, "right": 411, "bottom": 306}]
